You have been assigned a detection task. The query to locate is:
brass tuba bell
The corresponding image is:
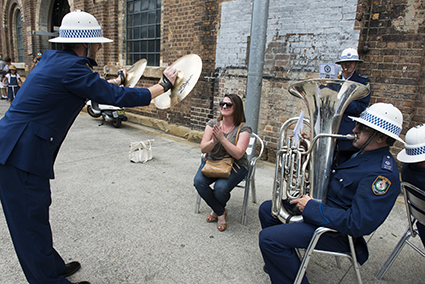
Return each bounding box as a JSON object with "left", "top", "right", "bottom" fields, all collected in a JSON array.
[{"left": 271, "top": 79, "right": 370, "bottom": 223}]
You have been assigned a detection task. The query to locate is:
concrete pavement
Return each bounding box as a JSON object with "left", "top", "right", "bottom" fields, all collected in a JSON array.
[{"left": 0, "top": 100, "right": 424, "bottom": 283}]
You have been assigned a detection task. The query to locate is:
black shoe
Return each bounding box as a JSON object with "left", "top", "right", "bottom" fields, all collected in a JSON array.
[
  {"left": 59, "top": 261, "right": 81, "bottom": 277},
  {"left": 263, "top": 265, "right": 268, "bottom": 274},
  {"left": 70, "top": 282, "right": 90, "bottom": 284}
]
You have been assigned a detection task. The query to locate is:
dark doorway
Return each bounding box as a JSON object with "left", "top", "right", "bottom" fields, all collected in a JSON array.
[{"left": 50, "top": 0, "right": 70, "bottom": 50}]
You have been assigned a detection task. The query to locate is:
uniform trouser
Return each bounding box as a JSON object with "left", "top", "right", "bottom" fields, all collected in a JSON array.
[
  {"left": 258, "top": 200, "right": 350, "bottom": 284},
  {"left": 0, "top": 164, "right": 69, "bottom": 284},
  {"left": 193, "top": 160, "right": 247, "bottom": 216}
]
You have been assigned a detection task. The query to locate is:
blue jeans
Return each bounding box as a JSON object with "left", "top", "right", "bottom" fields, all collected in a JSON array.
[{"left": 194, "top": 160, "right": 247, "bottom": 216}]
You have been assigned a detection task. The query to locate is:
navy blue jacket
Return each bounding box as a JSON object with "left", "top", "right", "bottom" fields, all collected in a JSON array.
[
  {"left": 302, "top": 147, "right": 400, "bottom": 264},
  {"left": 0, "top": 49, "right": 152, "bottom": 179},
  {"left": 338, "top": 71, "right": 371, "bottom": 150}
]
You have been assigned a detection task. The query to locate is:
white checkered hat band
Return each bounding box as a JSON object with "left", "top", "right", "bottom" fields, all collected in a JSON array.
[
  {"left": 60, "top": 28, "right": 103, "bottom": 39},
  {"left": 406, "top": 145, "right": 425, "bottom": 156},
  {"left": 340, "top": 54, "right": 359, "bottom": 61},
  {"left": 360, "top": 111, "right": 402, "bottom": 137}
]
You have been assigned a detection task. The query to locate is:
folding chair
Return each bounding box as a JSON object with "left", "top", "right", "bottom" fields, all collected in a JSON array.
[
  {"left": 194, "top": 132, "right": 264, "bottom": 225},
  {"left": 376, "top": 181, "right": 425, "bottom": 280},
  {"left": 294, "top": 227, "right": 363, "bottom": 284}
]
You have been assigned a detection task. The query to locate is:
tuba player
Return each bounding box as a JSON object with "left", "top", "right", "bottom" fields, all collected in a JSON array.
[{"left": 259, "top": 103, "right": 403, "bottom": 284}]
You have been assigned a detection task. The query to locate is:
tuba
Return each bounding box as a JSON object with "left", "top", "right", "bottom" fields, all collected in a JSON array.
[{"left": 271, "top": 79, "right": 370, "bottom": 223}]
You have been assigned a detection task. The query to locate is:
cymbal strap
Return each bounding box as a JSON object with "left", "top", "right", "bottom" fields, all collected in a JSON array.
[{"left": 159, "top": 73, "right": 173, "bottom": 92}]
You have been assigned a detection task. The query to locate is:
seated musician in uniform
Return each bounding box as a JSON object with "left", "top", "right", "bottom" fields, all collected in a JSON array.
[
  {"left": 335, "top": 48, "right": 371, "bottom": 162},
  {"left": 396, "top": 124, "right": 425, "bottom": 247},
  {"left": 258, "top": 102, "right": 404, "bottom": 284}
]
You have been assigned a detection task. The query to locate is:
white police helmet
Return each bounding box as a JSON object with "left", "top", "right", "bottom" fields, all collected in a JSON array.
[
  {"left": 335, "top": 48, "right": 364, "bottom": 64},
  {"left": 349, "top": 103, "right": 404, "bottom": 143},
  {"left": 397, "top": 124, "right": 425, "bottom": 163},
  {"left": 49, "top": 10, "right": 112, "bottom": 43}
]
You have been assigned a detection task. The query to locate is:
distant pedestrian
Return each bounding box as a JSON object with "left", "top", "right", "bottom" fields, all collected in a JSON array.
[
  {"left": 0, "top": 56, "right": 11, "bottom": 100},
  {"left": 29, "top": 52, "right": 43, "bottom": 72},
  {"left": 2, "top": 64, "right": 22, "bottom": 103},
  {"left": 0, "top": 55, "right": 5, "bottom": 71}
]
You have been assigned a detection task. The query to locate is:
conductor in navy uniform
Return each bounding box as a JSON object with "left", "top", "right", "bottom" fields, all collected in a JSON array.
[{"left": 0, "top": 10, "right": 177, "bottom": 284}]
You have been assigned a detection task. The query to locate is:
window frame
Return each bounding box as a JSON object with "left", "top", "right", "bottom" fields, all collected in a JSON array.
[{"left": 126, "top": 0, "right": 161, "bottom": 66}]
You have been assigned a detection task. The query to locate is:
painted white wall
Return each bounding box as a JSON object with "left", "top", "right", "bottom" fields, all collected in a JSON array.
[{"left": 216, "top": 0, "right": 361, "bottom": 71}]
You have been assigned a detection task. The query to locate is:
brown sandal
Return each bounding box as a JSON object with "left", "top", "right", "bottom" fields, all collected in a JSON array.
[
  {"left": 206, "top": 214, "right": 217, "bottom": 222},
  {"left": 217, "top": 209, "right": 228, "bottom": 231}
]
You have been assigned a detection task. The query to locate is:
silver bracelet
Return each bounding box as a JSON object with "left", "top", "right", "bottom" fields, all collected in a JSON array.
[{"left": 113, "top": 78, "right": 118, "bottom": 85}]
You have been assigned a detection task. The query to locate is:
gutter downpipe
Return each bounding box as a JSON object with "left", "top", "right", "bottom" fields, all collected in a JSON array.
[{"left": 245, "top": 0, "right": 270, "bottom": 134}]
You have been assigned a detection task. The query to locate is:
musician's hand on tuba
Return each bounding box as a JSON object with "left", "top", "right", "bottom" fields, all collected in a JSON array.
[{"left": 289, "top": 195, "right": 312, "bottom": 213}]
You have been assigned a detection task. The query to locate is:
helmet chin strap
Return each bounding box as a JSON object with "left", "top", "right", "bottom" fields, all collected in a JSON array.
[
  {"left": 86, "top": 43, "right": 91, "bottom": 58},
  {"left": 358, "top": 130, "right": 377, "bottom": 153}
]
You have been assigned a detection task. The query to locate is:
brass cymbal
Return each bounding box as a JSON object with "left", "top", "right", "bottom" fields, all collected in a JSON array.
[
  {"left": 124, "top": 58, "right": 147, "bottom": 87},
  {"left": 153, "top": 54, "right": 202, "bottom": 109}
]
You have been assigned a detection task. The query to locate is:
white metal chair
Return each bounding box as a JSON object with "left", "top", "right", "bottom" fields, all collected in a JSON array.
[
  {"left": 294, "top": 227, "right": 363, "bottom": 284},
  {"left": 194, "top": 132, "right": 264, "bottom": 225},
  {"left": 376, "top": 181, "right": 425, "bottom": 280}
]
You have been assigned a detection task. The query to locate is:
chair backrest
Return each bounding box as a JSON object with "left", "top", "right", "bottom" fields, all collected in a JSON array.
[
  {"left": 246, "top": 133, "right": 264, "bottom": 163},
  {"left": 401, "top": 181, "right": 425, "bottom": 235}
]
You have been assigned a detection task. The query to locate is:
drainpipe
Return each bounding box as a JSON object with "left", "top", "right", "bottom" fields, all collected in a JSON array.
[{"left": 245, "top": 0, "right": 270, "bottom": 134}]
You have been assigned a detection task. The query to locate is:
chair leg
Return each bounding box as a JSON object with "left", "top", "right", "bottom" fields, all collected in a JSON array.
[
  {"left": 195, "top": 193, "right": 201, "bottom": 214},
  {"left": 376, "top": 226, "right": 411, "bottom": 280},
  {"left": 347, "top": 236, "right": 362, "bottom": 284},
  {"left": 294, "top": 228, "right": 325, "bottom": 284},
  {"left": 251, "top": 169, "right": 257, "bottom": 204},
  {"left": 335, "top": 256, "right": 342, "bottom": 269},
  {"left": 241, "top": 179, "right": 250, "bottom": 225}
]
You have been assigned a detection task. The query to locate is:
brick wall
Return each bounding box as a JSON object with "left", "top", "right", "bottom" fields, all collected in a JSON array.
[
  {"left": 216, "top": 0, "right": 363, "bottom": 161},
  {"left": 128, "top": 0, "right": 221, "bottom": 131},
  {"left": 356, "top": 0, "right": 425, "bottom": 157},
  {"left": 1, "top": 0, "right": 424, "bottom": 164}
]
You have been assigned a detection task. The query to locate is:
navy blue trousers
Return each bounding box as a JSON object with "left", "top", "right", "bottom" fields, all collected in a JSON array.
[
  {"left": 194, "top": 160, "right": 247, "bottom": 216},
  {"left": 0, "top": 164, "right": 68, "bottom": 284},
  {"left": 258, "top": 200, "right": 349, "bottom": 284}
]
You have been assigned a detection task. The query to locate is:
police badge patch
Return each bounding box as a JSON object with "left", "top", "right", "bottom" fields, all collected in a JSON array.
[{"left": 372, "top": 176, "right": 391, "bottom": 195}]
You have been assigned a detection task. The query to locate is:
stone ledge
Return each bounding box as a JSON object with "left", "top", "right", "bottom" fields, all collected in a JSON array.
[
  {"left": 82, "top": 106, "right": 203, "bottom": 143},
  {"left": 125, "top": 112, "right": 203, "bottom": 143}
]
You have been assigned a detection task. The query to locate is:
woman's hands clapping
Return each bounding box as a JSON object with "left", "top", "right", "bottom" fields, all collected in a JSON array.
[{"left": 212, "top": 125, "right": 225, "bottom": 143}]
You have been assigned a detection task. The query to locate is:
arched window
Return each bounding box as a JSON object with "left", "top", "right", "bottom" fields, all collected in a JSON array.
[
  {"left": 16, "top": 10, "right": 24, "bottom": 62},
  {"left": 126, "top": 0, "right": 161, "bottom": 66}
]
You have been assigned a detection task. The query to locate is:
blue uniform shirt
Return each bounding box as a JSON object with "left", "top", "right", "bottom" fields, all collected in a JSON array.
[
  {"left": 0, "top": 49, "right": 152, "bottom": 179},
  {"left": 302, "top": 146, "right": 400, "bottom": 264}
]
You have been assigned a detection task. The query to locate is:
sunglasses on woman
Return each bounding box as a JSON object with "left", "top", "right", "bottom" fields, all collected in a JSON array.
[{"left": 219, "top": 101, "right": 233, "bottom": 108}]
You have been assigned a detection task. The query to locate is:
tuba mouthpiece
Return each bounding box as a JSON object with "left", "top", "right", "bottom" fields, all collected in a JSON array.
[
  {"left": 337, "top": 68, "right": 348, "bottom": 79},
  {"left": 346, "top": 133, "right": 358, "bottom": 141}
]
